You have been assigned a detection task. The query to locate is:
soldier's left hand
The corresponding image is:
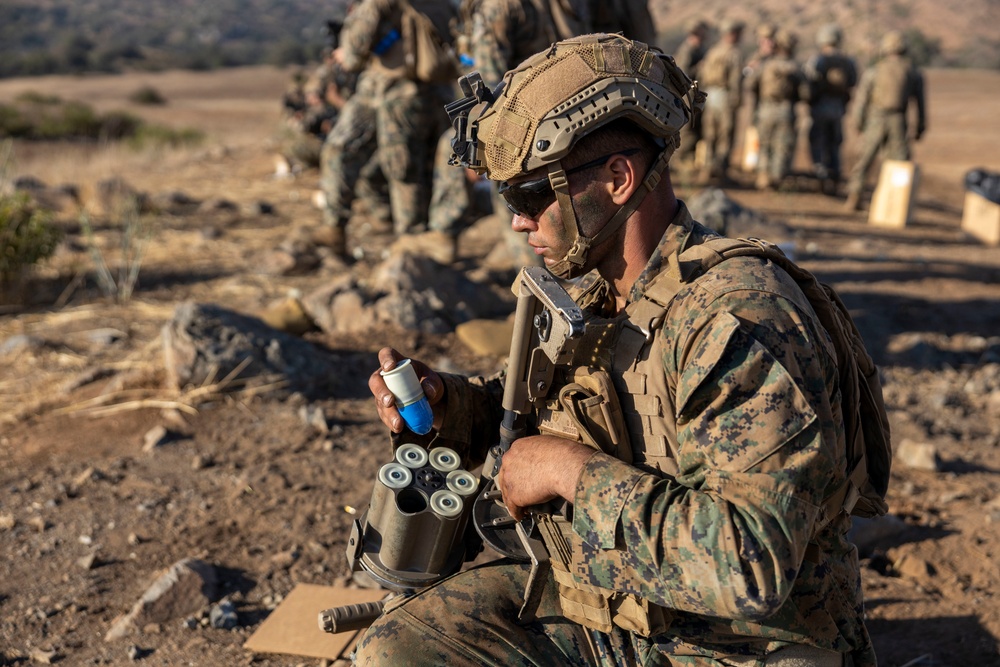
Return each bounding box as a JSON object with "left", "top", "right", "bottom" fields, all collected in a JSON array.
[{"left": 495, "top": 436, "right": 594, "bottom": 521}]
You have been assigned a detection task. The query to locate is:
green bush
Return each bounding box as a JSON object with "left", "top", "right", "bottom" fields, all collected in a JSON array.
[
  {"left": 128, "top": 85, "right": 167, "bottom": 106},
  {"left": 0, "top": 104, "right": 33, "bottom": 138},
  {"left": 0, "top": 192, "right": 62, "bottom": 287},
  {"left": 126, "top": 124, "right": 204, "bottom": 149}
]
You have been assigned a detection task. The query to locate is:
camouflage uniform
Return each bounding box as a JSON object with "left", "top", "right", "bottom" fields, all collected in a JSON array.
[
  {"left": 588, "top": 0, "right": 655, "bottom": 44},
  {"left": 745, "top": 35, "right": 806, "bottom": 189},
  {"left": 429, "top": 0, "right": 587, "bottom": 256},
  {"left": 698, "top": 23, "right": 744, "bottom": 181},
  {"left": 355, "top": 202, "right": 875, "bottom": 666},
  {"left": 671, "top": 21, "right": 709, "bottom": 165},
  {"left": 280, "top": 63, "right": 346, "bottom": 172},
  {"left": 324, "top": 0, "right": 455, "bottom": 239},
  {"left": 804, "top": 27, "right": 858, "bottom": 193},
  {"left": 845, "top": 33, "right": 926, "bottom": 208},
  {"left": 320, "top": 70, "right": 391, "bottom": 230}
]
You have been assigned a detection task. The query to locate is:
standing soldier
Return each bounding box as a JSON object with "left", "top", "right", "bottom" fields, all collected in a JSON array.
[
  {"left": 845, "top": 30, "right": 927, "bottom": 211},
  {"left": 317, "top": 0, "right": 456, "bottom": 258},
  {"left": 588, "top": 0, "right": 655, "bottom": 44},
  {"left": 744, "top": 23, "right": 776, "bottom": 76},
  {"left": 428, "top": 0, "right": 590, "bottom": 264},
  {"left": 805, "top": 23, "right": 858, "bottom": 196},
  {"left": 672, "top": 18, "right": 710, "bottom": 167},
  {"left": 746, "top": 29, "right": 807, "bottom": 191},
  {"left": 698, "top": 19, "right": 744, "bottom": 184}
]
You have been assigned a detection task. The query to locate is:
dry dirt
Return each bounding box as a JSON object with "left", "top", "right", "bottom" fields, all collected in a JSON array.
[{"left": 1, "top": 65, "right": 1000, "bottom": 666}]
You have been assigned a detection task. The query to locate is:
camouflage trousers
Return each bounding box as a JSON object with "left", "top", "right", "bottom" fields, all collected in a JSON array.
[
  {"left": 322, "top": 73, "right": 440, "bottom": 234},
  {"left": 428, "top": 130, "right": 473, "bottom": 237},
  {"left": 352, "top": 560, "right": 846, "bottom": 667},
  {"left": 846, "top": 112, "right": 911, "bottom": 196},
  {"left": 280, "top": 123, "right": 325, "bottom": 171},
  {"left": 756, "top": 101, "right": 797, "bottom": 185},
  {"left": 808, "top": 111, "right": 846, "bottom": 182},
  {"left": 700, "top": 91, "right": 738, "bottom": 177},
  {"left": 320, "top": 74, "right": 386, "bottom": 228}
]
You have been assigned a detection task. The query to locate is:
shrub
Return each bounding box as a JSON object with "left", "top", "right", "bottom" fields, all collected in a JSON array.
[
  {"left": 128, "top": 85, "right": 167, "bottom": 106},
  {"left": 126, "top": 124, "right": 204, "bottom": 149},
  {"left": 0, "top": 192, "right": 62, "bottom": 288}
]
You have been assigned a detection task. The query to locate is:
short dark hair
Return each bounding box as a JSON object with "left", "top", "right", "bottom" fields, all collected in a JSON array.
[{"left": 568, "top": 119, "right": 660, "bottom": 173}]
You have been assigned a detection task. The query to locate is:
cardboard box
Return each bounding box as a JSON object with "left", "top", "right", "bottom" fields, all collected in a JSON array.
[
  {"left": 741, "top": 126, "right": 760, "bottom": 172},
  {"left": 244, "top": 584, "right": 386, "bottom": 660},
  {"left": 868, "top": 160, "right": 920, "bottom": 228},
  {"left": 961, "top": 190, "right": 1000, "bottom": 245}
]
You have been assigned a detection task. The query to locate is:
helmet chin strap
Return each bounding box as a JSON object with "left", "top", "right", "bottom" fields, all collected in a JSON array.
[{"left": 545, "top": 149, "right": 672, "bottom": 280}]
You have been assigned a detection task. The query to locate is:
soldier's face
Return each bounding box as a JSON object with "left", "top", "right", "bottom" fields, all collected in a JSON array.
[{"left": 508, "top": 156, "right": 623, "bottom": 269}]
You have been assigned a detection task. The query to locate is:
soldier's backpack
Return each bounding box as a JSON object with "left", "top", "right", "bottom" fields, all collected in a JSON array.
[
  {"left": 870, "top": 56, "right": 911, "bottom": 112},
  {"left": 657, "top": 237, "right": 892, "bottom": 524},
  {"left": 758, "top": 58, "right": 799, "bottom": 102},
  {"left": 400, "top": 0, "right": 460, "bottom": 84}
]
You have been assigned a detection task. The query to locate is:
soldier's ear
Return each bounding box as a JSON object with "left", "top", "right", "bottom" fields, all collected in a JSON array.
[{"left": 607, "top": 154, "right": 640, "bottom": 205}]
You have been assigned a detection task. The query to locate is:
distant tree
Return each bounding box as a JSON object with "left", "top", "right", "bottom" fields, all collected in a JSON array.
[{"left": 59, "top": 34, "right": 95, "bottom": 72}]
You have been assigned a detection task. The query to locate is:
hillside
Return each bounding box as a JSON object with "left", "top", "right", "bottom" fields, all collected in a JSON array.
[
  {"left": 1, "top": 0, "right": 998, "bottom": 79},
  {"left": 0, "top": 0, "right": 346, "bottom": 77},
  {"left": 650, "top": 0, "right": 999, "bottom": 67}
]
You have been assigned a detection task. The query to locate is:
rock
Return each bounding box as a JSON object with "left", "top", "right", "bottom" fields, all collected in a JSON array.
[
  {"left": 893, "top": 552, "right": 937, "bottom": 580},
  {"left": 209, "top": 600, "right": 239, "bottom": 630},
  {"left": 0, "top": 513, "right": 15, "bottom": 531},
  {"left": 78, "top": 552, "right": 100, "bottom": 570},
  {"left": 373, "top": 290, "right": 451, "bottom": 334},
  {"left": 191, "top": 454, "right": 212, "bottom": 471},
  {"left": 161, "top": 301, "right": 343, "bottom": 399},
  {"left": 0, "top": 334, "right": 46, "bottom": 357},
  {"left": 455, "top": 318, "right": 515, "bottom": 356},
  {"left": 298, "top": 405, "right": 329, "bottom": 433},
  {"left": 300, "top": 276, "right": 372, "bottom": 335},
  {"left": 895, "top": 438, "right": 941, "bottom": 472},
  {"left": 848, "top": 515, "right": 908, "bottom": 557},
  {"left": 28, "top": 516, "right": 49, "bottom": 532},
  {"left": 104, "top": 558, "right": 219, "bottom": 641},
  {"left": 242, "top": 201, "right": 275, "bottom": 216},
  {"left": 257, "top": 248, "right": 321, "bottom": 276},
  {"left": 270, "top": 547, "right": 300, "bottom": 570},
  {"left": 197, "top": 197, "right": 238, "bottom": 213},
  {"left": 84, "top": 328, "right": 127, "bottom": 347},
  {"left": 686, "top": 187, "right": 780, "bottom": 238},
  {"left": 150, "top": 191, "right": 200, "bottom": 215},
  {"left": 257, "top": 296, "right": 317, "bottom": 335},
  {"left": 29, "top": 647, "right": 59, "bottom": 664},
  {"left": 386, "top": 230, "right": 457, "bottom": 265},
  {"left": 142, "top": 426, "right": 171, "bottom": 453}
]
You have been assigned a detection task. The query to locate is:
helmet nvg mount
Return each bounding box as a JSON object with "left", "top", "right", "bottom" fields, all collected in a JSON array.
[{"left": 446, "top": 33, "right": 704, "bottom": 279}]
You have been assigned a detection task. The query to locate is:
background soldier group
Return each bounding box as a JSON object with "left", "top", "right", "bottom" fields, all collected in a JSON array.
[{"left": 281, "top": 6, "right": 927, "bottom": 261}]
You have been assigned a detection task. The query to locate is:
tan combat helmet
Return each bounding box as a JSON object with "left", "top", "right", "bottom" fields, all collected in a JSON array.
[
  {"left": 816, "top": 22, "right": 842, "bottom": 48},
  {"left": 446, "top": 33, "right": 703, "bottom": 278},
  {"left": 881, "top": 30, "right": 907, "bottom": 56},
  {"left": 774, "top": 28, "right": 798, "bottom": 55}
]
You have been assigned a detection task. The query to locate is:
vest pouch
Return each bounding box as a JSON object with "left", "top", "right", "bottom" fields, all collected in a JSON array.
[{"left": 556, "top": 367, "right": 632, "bottom": 464}]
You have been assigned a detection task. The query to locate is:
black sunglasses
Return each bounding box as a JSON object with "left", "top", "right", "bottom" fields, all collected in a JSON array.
[{"left": 497, "top": 149, "right": 641, "bottom": 218}]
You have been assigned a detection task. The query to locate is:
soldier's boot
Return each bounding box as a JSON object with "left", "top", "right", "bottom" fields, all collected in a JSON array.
[{"left": 312, "top": 224, "right": 349, "bottom": 259}]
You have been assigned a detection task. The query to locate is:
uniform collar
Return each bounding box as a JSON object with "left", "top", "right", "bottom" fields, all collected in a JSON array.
[{"left": 627, "top": 200, "right": 696, "bottom": 305}]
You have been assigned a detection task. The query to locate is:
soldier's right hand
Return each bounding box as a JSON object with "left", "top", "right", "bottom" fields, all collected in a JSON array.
[{"left": 368, "top": 347, "right": 445, "bottom": 433}]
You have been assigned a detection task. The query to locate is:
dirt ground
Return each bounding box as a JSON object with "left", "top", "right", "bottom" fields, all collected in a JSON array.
[{"left": 1, "top": 65, "right": 1000, "bottom": 666}]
